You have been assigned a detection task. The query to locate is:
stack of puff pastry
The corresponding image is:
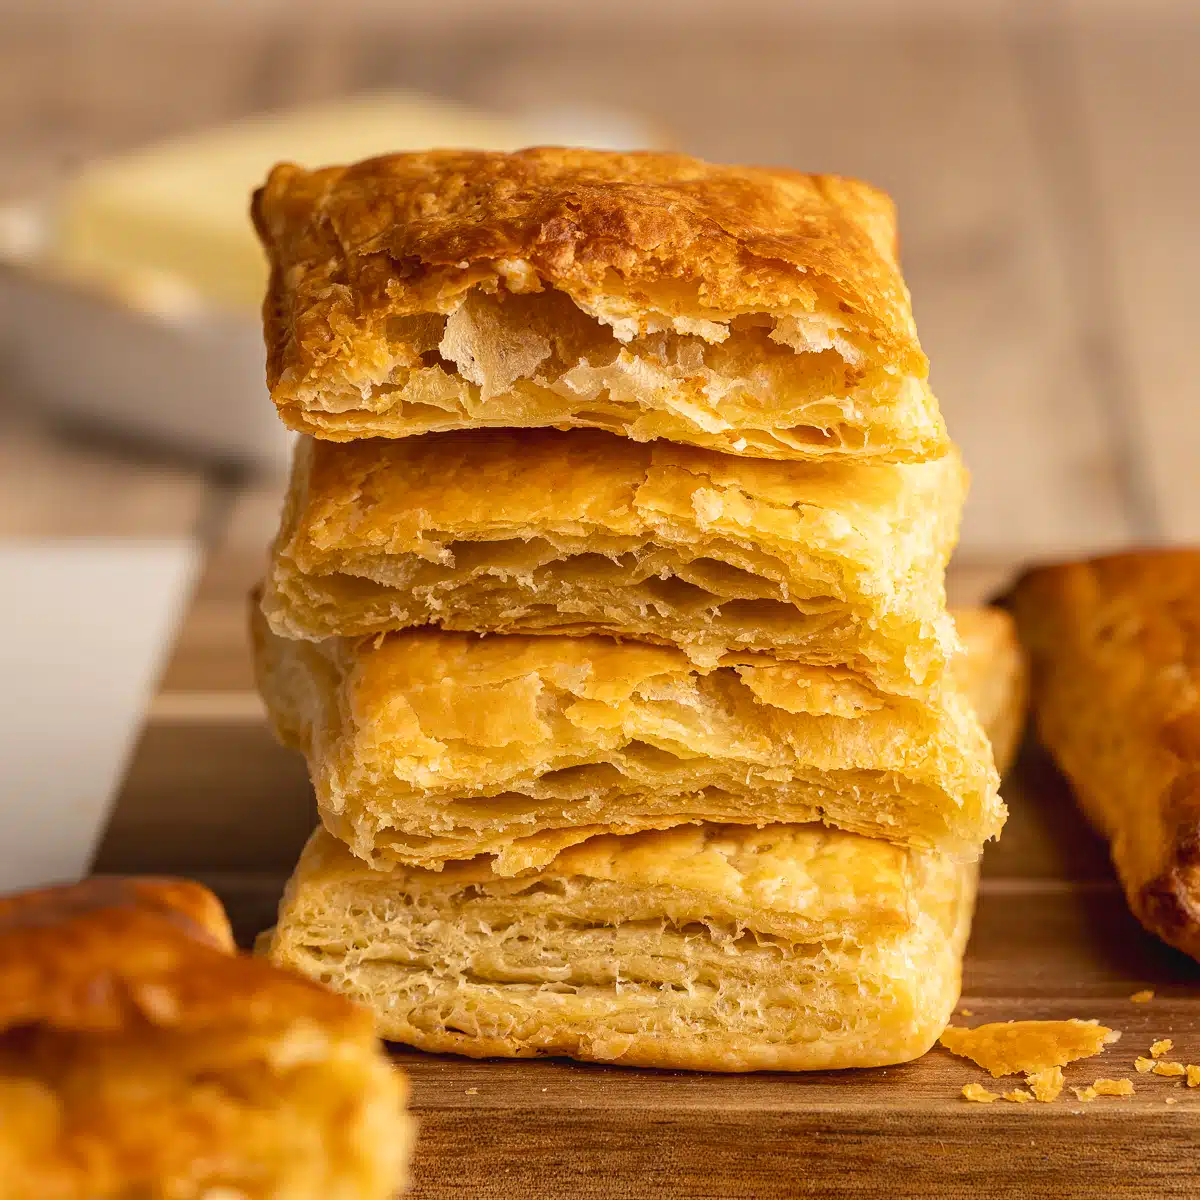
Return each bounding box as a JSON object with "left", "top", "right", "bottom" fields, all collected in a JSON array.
[{"left": 250, "top": 148, "right": 1014, "bottom": 1072}]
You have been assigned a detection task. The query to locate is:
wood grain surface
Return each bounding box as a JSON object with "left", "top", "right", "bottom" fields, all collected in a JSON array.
[{"left": 94, "top": 551, "right": 1200, "bottom": 1198}]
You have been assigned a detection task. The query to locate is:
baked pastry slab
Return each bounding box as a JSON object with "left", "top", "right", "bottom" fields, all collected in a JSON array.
[
  {"left": 262, "top": 429, "right": 964, "bottom": 690},
  {"left": 251, "top": 606, "right": 1003, "bottom": 872},
  {"left": 252, "top": 148, "right": 947, "bottom": 462},
  {"left": 266, "top": 822, "right": 976, "bottom": 1072},
  {"left": 1009, "top": 550, "right": 1200, "bottom": 961},
  {"left": 262, "top": 605, "right": 1021, "bottom": 1072},
  {"left": 0, "top": 877, "right": 413, "bottom": 1200}
]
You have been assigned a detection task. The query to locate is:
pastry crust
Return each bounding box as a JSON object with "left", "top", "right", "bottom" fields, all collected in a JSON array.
[
  {"left": 250, "top": 602, "right": 1003, "bottom": 871},
  {"left": 262, "top": 430, "right": 964, "bottom": 690},
  {"left": 0, "top": 877, "right": 412, "bottom": 1200},
  {"left": 252, "top": 148, "right": 947, "bottom": 462},
  {"left": 267, "top": 822, "right": 977, "bottom": 1072},
  {"left": 1010, "top": 550, "right": 1200, "bottom": 961}
]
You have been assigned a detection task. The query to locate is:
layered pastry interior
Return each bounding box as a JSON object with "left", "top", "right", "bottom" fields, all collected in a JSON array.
[
  {"left": 251, "top": 608, "right": 1004, "bottom": 872},
  {"left": 263, "top": 430, "right": 964, "bottom": 689},
  {"left": 253, "top": 149, "right": 948, "bottom": 461},
  {"left": 266, "top": 822, "right": 976, "bottom": 1072}
]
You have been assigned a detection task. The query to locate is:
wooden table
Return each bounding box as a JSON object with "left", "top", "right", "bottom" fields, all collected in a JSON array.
[{"left": 96, "top": 551, "right": 1200, "bottom": 1198}]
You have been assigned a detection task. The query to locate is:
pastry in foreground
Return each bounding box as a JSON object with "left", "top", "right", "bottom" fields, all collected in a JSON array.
[
  {"left": 251, "top": 606, "right": 1003, "bottom": 872},
  {"left": 1009, "top": 549, "right": 1200, "bottom": 961},
  {"left": 0, "top": 877, "right": 412, "bottom": 1200},
  {"left": 263, "top": 606, "right": 1023, "bottom": 1071},
  {"left": 263, "top": 429, "right": 964, "bottom": 691},
  {"left": 252, "top": 148, "right": 948, "bottom": 462}
]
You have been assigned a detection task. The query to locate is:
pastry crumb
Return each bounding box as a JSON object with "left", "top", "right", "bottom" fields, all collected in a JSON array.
[
  {"left": 959, "top": 1008, "right": 974, "bottom": 1017},
  {"left": 962, "top": 1083, "right": 1000, "bottom": 1103},
  {"left": 1166, "top": 1096, "right": 1180, "bottom": 1105},
  {"left": 1187, "top": 1065, "right": 1200, "bottom": 1088},
  {"left": 1003, "top": 1088, "right": 1035, "bottom": 1103},
  {"left": 1150, "top": 1038, "right": 1174, "bottom": 1058},
  {"left": 465, "top": 1087, "right": 478, "bottom": 1095},
  {"left": 1073, "top": 1086, "right": 1097, "bottom": 1103},
  {"left": 939, "top": 1020, "right": 1119, "bottom": 1077},
  {"left": 1130, "top": 990, "right": 1154, "bottom": 1003},
  {"left": 1026, "top": 1066, "right": 1065, "bottom": 1103},
  {"left": 1092, "top": 1078, "right": 1134, "bottom": 1097},
  {"left": 1135, "top": 1057, "right": 1155, "bottom": 1073},
  {"left": 1152, "top": 1061, "right": 1186, "bottom": 1077}
]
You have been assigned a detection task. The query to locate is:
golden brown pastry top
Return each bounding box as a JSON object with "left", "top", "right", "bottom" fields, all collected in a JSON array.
[
  {"left": 253, "top": 147, "right": 925, "bottom": 395},
  {"left": 0, "top": 877, "right": 371, "bottom": 1038}
]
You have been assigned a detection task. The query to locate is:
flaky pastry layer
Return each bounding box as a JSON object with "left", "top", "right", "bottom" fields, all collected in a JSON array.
[
  {"left": 1010, "top": 550, "right": 1200, "bottom": 961},
  {"left": 252, "top": 148, "right": 947, "bottom": 461},
  {"left": 251, "top": 609, "right": 1003, "bottom": 871},
  {"left": 0, "top": 878, "right": 411, "bottom": 1200},
  {"left": 267, "top": 823, "right": 976, "bottom": 1072},
  {"left": 263, "top": 430, "right": 964, "bottom": 690}
]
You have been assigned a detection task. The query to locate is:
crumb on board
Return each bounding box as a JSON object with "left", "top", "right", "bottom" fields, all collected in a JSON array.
[
  {"left": 939, "top": 1020, "right": 1120, "bottom": 1077},
  {"left": 465, "top": 1087, "right": 479, "bottom": 1095},
  {"left": 1003, "top": 1089, "right": 1035, "bottom": 1103},
  {"left": 1026, "top": 1066, "right": 1065, "bottom": 1103},
  {"left": 1074, "top": 1086, "right": 1097, "bottom": 1103},
  {"left": 1151, "top": 1039, "right": 1174, "bottom": 1058},
  {"left": 959, "top": 1008, "right": 974, "bottom": 1017},
  {"left": 1131, "top": 990, "right": 1155, "bottom": 1003},
  {"left": 1135, "top": 1057, "right": 1155, "bottom": 1073},
  {"left": 1153, "top": 1061, "right": 1186, "bottom": 1078},
  {"left": 1166, "top": 1097, "right": 1180, "bottom": 1105},
  {"left": 1092, "top": 1079, "right": 1135, "bottom": 1097},
  {"left": 962, "top": 1083, "right": 1000, "bottom": 1103},
  {"left": 1188, "top": 1065, "right": 1200, "bottom": 1088}
]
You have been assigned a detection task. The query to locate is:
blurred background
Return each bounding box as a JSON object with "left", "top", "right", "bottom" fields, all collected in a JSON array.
[
  {"left": 2, "top": 0, "right": 1197, "bottom": 557},
  {"left": 0, "top": 0, "right": 1196, "bottom": 889}
]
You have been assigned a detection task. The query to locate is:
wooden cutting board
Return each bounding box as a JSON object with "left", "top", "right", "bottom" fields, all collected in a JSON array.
[{"left": 97, "top": 553, "right": 1200, "bottom": 1198}]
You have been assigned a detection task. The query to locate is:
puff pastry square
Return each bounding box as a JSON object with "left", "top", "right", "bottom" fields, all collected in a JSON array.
[
  {"left": 251, "top": 604, "right": 1003, "bottom": 871},
  {"left": 0, "top": 877, "right": 412, "bottom": 1200},
  {"left": 252, "top": 148, "right": 948, "bottom": 462},
  {"left": 262, "top": 430, "right": 965, "bottom": 691},
  {"left": 267, "top": 822, "right": 976, "bottom": 1072},
  {"left": 1010, "top": 550, "right": 1200, "bottom": 961}
]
